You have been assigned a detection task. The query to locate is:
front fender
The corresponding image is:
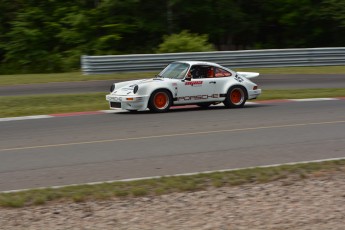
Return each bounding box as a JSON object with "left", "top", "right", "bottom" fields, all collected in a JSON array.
[{"left": 137, "top": 82, "right": 176, "bottom": 99}]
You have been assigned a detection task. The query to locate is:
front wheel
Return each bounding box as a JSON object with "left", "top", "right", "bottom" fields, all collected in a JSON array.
[
  {"left": 224, "top": 86, "right": 247, "bottom": 108},
  {"left": 148, "top": 90, "right": 172, "bottom": 113}
]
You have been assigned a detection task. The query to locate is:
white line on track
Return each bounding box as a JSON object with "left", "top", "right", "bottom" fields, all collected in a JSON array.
[
  {"left": 1, "top": 120, "right": 344, "bottom": 152},
  {"left": 2, "top": 156, "right": 345, "bottom": 194},
  {"left": 0, "top": 115, "right": 52, "bottom": 122},
  {"left": 100, "top": 110, "right": 120, "bottom": 113},
  {"left": 289, "top": 98, "right": 339, "bottom": 102}
]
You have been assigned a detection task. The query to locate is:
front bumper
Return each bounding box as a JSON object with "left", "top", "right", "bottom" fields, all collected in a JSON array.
[{"left": 105, "top": 94, "right": 149, "bottom": 110}]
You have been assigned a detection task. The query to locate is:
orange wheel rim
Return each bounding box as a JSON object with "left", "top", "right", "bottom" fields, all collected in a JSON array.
[
  {"left": 230, "top": 89, "right": 242, "bottom": 104},
  {"left": 154, "top": 93, "right": 168, "bottom": 109}
]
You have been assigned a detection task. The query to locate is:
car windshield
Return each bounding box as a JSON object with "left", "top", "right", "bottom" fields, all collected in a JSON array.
[{"left": 158, "top": 63, "right": 190, "bottom": 79}]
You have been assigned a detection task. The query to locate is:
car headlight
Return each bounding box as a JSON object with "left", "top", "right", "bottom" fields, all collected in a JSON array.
[
  {"left": 110, "top": 84, "right": 115, "bottom": 92},
  {"left": 133, "top": 85, "right": 139, "bottom": 94}
]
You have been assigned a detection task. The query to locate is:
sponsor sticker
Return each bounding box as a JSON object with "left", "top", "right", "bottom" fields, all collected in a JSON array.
[
  {"left": 185, "top": 81, "right": 203, "bottom": 86},
  {"left": 177, "top": 94, "right": 219, "bottom": 101}
]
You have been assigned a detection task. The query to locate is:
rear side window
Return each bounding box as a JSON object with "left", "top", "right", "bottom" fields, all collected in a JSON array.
[{"left": 215, "top": 68, "right": 232, "bottom": 77}]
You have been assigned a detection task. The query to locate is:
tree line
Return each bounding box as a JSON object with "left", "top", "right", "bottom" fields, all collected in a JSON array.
[{"left": 0, "top": 0, "right": 344, "bottom": 74}]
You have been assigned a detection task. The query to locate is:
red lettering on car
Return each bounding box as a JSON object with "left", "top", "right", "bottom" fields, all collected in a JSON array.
[{"left": 185, "top": 81, "right": 203, "bottom": 86}]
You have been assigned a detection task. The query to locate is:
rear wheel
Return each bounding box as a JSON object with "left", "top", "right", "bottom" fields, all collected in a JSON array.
[
  {"left": 148, "top": 90, "right": 172, "bottom": 113},
  {"left": 224, "top": 86, "right": 247, "bottom": 108}
]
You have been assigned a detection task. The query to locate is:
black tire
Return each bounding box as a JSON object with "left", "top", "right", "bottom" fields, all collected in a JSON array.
[
  {"left": 196, "top": 102, "right": 212, "bottom": 109},
  {"left": 148, "top": 89, "right": 172, "bottom": 113},
  {"left": 223, "top": 86, "right": 247, "bottom": 108}
]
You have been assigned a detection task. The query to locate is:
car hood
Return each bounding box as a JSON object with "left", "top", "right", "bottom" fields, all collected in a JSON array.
[
  {"left": 130, "top": 78, "right": 176, "bottom": 86},
  {"left": 137, "top": 78, "right": 167, "bottom": 84}
]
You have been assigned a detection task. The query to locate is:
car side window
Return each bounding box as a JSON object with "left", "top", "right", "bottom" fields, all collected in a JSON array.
[
  {"left": 215, "top": 68, "right": 232, "bottom": 77},
  {"left": 189, "top": 66, "right": 214, "bottom": 79},
  {"left": 189, "top": 66, "right": 203, "bottom": 79},
  {"left": 206, "top": 67, "right": 214, "bottom": 78}
]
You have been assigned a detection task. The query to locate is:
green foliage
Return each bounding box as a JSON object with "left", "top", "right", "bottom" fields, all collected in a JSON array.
[
  {"left": 322, "top": 0, "right": 345, "bottom": 27},
  {"left": 0, "top": 0, "right": 345, "bottom": 74},
  {"left": 157, "top": 30, "right": 215, "bottom": 53}
]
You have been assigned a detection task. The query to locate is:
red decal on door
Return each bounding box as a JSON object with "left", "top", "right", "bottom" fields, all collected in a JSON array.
[{"left": 185, "top": 81, "right": 203, "bottom": 86}]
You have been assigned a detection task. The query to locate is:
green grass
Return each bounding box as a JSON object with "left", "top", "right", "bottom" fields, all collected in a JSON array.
[
  {"left": 1, "top": 65, "right": 345, "bottom": 86},
  {"left": 259, "top": 88, "right": 345, "bottom": 100},
  {"left": 0, "top": 71, "right": 155, "bottom": 86},
  {"left": 0, "top": 92, "right": 107, "bottom": 118},
  {"left": 1, "top": 88, "right": 345, "bottom": 118},
  {"left": 1, "top": 159, "right": 344, "bottom": 208}
]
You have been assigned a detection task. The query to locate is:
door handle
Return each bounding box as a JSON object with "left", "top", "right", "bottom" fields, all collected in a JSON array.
[{"left": 209, "top": 81, "right": 216, "bottom": 84}]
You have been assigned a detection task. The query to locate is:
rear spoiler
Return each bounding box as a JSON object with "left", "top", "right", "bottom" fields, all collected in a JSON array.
[{"left": 237, "top": 72, "right": 259, "bottom": 79}]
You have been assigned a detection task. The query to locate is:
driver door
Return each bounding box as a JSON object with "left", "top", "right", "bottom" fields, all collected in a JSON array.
[{"left": 174, "top": 65, "right": 218, "bottom": 104}]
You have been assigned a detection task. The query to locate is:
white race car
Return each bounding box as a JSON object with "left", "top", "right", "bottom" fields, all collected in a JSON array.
[{"left": 106, "top": 61, "right": 261, "bottom": 112}]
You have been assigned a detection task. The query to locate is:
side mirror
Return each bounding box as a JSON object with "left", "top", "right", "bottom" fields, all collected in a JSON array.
[{"left": 110, "top": 84, "right": 115, "bottom": 92}]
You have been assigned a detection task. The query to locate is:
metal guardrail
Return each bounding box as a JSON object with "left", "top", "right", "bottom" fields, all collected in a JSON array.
[{"left": 81, "top": 47, "right": 345, "bottom": 74}]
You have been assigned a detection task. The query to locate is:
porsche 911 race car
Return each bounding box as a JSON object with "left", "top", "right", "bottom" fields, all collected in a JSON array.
[{"left": 106, "top": 61, "right": 261, "bottom": 112}]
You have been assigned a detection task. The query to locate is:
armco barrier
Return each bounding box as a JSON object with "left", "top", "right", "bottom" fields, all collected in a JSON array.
[{"left": 81, "top": 47, "right": 345, "bottom": 74}]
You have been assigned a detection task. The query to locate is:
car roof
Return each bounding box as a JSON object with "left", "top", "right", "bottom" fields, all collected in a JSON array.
[{"left": 174, "top": 61, "right": 223, "bottom": 68}]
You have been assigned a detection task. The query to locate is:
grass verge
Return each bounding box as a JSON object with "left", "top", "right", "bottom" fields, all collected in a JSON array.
[
  {"left": 0, "top": 72, "right": 155, "bottom": 86},
  {"left": 1, "top": 66, "right": 345, "bottom": 86},
  {"left": 0, "top": 93, "right": 107, "bottom": 118},
  {"left": 1, "top": 88, "right": 345, "bottom": 118},
  {"left": 1, "top": 159, "right": 344, "bottom": 208},
  {"left": 258, "top": 88, "right": 345, "bottom": 100}
]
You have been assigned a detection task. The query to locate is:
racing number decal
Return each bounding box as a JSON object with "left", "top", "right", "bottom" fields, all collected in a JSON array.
[{"left": 234, "top": 75, "right": 244, "bottom": 83}]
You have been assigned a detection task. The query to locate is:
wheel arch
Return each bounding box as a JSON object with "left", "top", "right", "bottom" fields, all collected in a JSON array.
[
  {"left": 227, "top": 84, "right": 248, "bottom": 99},
  {"left": 223, "top": 84, "right": 248, "bottom": 108},
  {"left": 140, "top": 85, "right": 175, "bottom": 109},
  {"left": 148, "top": 88, "right": 174, "bottom": 112},
  {"left": 149, "top": 87, "right": 174, "bottom": 100}
]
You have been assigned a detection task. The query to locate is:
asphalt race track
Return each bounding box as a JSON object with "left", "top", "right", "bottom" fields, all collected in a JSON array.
[
  {"left": 0, "top": 99, "right": 344, "bottom": 191},
  {"left": 1, "top": 74, "right": 345, "bottom": 96}
]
